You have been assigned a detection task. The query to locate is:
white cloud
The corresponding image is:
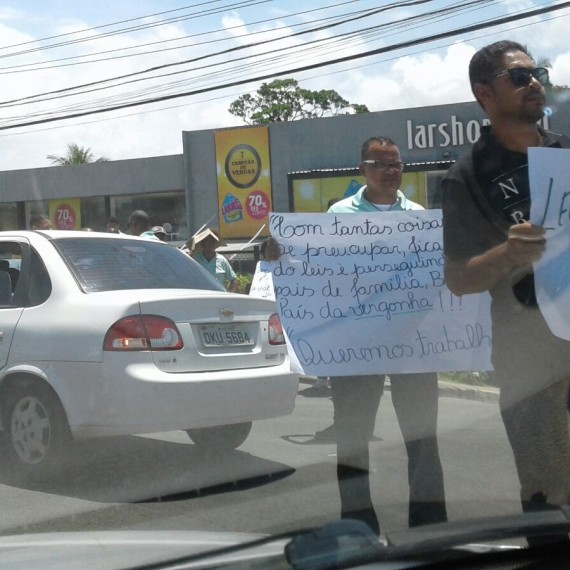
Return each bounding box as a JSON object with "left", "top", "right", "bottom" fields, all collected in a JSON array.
[
  {"left": 329, "top": 42, "right": 476, "bottom": 113},
  {"left": 0, "top": 7, "right": 22, "bottom": 22},
  {"left": 1, "top": 2, "right": 570, "bottom": 172},
  {"left": 386, "top": 42, "right": 476, "bottom": 108}
]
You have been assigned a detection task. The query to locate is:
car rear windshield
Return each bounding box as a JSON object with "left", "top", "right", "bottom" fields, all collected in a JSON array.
[{"left": 53, "top": 237, "right": 225, "bottom": 293}]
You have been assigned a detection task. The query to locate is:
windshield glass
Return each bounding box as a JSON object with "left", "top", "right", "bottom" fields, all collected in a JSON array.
[
  {"left": 2, "top": 2, "right": 570, "bottom": 569},
  {"left": 53, "top": 237, "right": 224, "bottom": 293}
]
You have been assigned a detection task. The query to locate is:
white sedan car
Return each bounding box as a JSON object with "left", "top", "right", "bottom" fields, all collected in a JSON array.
[{"left": 0, "top": 231, "right": 298, "bottom": 480}]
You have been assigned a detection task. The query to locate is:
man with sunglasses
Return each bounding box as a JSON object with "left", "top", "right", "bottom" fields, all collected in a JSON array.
[
  {"left": 266, "top": 136, "right": 448, "bottom": 535},
  {"left": 442, "top": 40, "right": 570, "bottom": 518}
]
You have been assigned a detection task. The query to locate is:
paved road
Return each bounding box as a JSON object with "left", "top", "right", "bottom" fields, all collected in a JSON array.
[{"left": 0, "top": 384, "right": 521, "bottom": 539}]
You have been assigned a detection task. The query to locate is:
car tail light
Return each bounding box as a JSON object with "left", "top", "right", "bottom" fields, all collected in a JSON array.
[
  {"left": 104, "top": 315, "right": 183, "bottom": 351},
  {"left": 268, "top": 312, "right": 285, "bottom": 345}
]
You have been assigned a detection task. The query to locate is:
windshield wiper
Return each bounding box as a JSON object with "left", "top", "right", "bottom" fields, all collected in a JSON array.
[
  {"left": 128, "top": 520, "right": 378, "bottom": 570},
  {"left": 130, "top": 509, "right": 570, "bottom": 569},
  {"left": 286, "top": 509, "right": 570, "bottom": 570},
  {"left": 287, "top": 510, "right": 570, "bottom": 568},
  {"left": 382, "top": 507, "right": 570, "bottom": 561},
  {"left": 285, "top": 519, "right": 385, "bottom": 569}
]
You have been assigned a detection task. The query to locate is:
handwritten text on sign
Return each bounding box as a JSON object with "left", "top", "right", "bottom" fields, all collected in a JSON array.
[
  {"left": 529, "top": 147, "right": 570, "bottom": 340},
  {"left": 269, "top": 211, "right": 492, "bottom": 376},
  {"left": 249, "top": 261, "right": 276, "bottom": 300}
]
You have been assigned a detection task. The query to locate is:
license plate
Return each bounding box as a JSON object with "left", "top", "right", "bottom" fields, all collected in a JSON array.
[{"left": 199, "top": 324, "right": 254, "bottom": 347}]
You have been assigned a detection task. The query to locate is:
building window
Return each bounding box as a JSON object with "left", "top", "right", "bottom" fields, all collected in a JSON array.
[
  {"left": 425, "top": 171, "right": 447, "bottom": 209},
  {"left": 0, "top": 203, "right": 20, "bottom": 230},
  {"left": 80, "top": 196, "right": 107, "bottom": 231},
  {"left": 111, "top": 192, "right": 187, "bottom": 241}
]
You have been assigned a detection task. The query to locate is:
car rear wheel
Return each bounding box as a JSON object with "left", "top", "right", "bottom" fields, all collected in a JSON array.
[
  {"left": 2, "top": 382, "right": 71, "bottom": 481},
  {"left": 186, "top": 421, "right": 252, "bottom": 451}
]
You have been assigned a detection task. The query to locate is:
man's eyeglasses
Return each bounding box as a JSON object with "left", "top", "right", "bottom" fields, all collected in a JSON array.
[
  {"left": 361, "top": 160, "right": 405, "bottom": 172},
  {"left": 494, "top": 67, "right": 549, "bottom": 88}
]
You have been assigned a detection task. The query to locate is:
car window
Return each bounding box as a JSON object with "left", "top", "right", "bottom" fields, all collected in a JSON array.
[
  {"left": 52, "top": 237, "right": 224, "bottom": 293},
  {"left": 26, "top": 250, "right": 52, "bottom": 306},
  {"left": 0, "top": 243, "right": 31, "bottom": 307},
  {"left": 0, "top": 272, "right": 11, "bottom": 306},
  {"left": 0, "top": 257, "right": 17, "bottom": 299},
  {"left": 0, "top": 243, "right": 52, "bottom": 308}
]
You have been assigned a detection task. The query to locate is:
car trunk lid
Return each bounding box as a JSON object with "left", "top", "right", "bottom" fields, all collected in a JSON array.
[{"left": 135, "top": 290, "right": 286, "bottom": 373}]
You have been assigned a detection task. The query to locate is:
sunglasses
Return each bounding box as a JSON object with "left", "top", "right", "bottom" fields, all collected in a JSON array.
[
  {"left": 361, "top": 160, "right": 405, "bottom": 172},
  {"left": 494, "top": 67, "right": 549, "bottom": 87}
]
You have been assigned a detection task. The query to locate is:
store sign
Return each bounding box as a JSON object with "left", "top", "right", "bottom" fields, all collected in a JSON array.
[
  {"left": 214, "top": 126, "right": 272, "bottom": 239},
  {"left": 406, "top": 114, "right": 549, "bottom": 151},
  {"left": 49, "top": 198, "right": 81, "bottom": 230}
]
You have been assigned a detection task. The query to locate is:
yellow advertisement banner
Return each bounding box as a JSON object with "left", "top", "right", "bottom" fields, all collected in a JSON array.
[
  {"left": 215, "top": 126, "right": 272, "bottom": 239},
  {"left": 291, "top": 172, "right": 427, "bottom": 212},
  {"left": 49, "top": 198, "right": 82, "bottom": 230}
]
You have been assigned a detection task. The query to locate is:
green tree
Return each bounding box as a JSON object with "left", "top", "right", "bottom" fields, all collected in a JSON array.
[
  {"left": 229, "top": 78, "right": 369, "bottom": 125},
  {"left": 536, "top": 57, "right": 570, "bottom": 91},
  {"left": 47, "top": 143, "right": 109, "bottom": 165}
]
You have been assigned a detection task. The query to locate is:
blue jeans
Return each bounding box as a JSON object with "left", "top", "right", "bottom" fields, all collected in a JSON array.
[{"left": 330, "top": 373, "right": 447, "bottom": 534}]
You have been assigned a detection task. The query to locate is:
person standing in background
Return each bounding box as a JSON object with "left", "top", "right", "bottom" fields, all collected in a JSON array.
[
  {"left": 266, "top": 136, "right": 447, "bottom": 535},
  {"left": 127, "top": 210, "right": 161, "bottom": 241},
  {"left": 190, "top": 228, "right": 239, "bottom": 293},
  {"left": 29, "top": 213, "right": 52, "bottom": 230},
  {"left": 106, "top": 216, "right": 120, "bottom": 233}
]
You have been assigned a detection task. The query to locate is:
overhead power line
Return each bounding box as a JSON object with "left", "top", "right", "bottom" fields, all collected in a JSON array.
[
  {"left": 0, "top": 0, "right": 270, "bottom": 58},
  {"left": 0, "top": 10, "right": 564, "bottom": 139},
  {"left": 2, "top": 0, "right": 499, "bottom": 130},
  {"left": 0, "top": 1, "right": 222, "bottom": 51},
  {"left": 0, "top": 0, "right": 434, "bottom": 107},
  {"left": 0, "top": 0, "right": 360, "bottom": 72},
  {"left": 0, "top": 1, "right": 568, "bottom": 131}
]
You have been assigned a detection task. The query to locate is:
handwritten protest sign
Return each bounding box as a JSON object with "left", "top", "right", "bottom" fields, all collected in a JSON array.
[
  {"left": 269, "top": 211, "right": 492, "bottom": 377},
  {"left": 249, "top": 261, "right": 275, "bottom": 300},
  {"left": 529, "top": 147, "right": 570, "bottom": 340},
  {"left": 249, "top": 260, "right": 307, "bottom": 372}
]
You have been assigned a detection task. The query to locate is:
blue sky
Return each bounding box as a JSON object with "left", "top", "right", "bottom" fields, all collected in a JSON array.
[{"left": 0, "top": 0, "right": 569, "bottom": 171}]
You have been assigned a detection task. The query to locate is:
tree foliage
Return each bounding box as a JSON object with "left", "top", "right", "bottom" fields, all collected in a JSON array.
[
  {"left": 229, "top": 79, "right": 369, "bottom": 125},
  {"left": 47, "top": 143, "right": 109, "bottom": 165}
]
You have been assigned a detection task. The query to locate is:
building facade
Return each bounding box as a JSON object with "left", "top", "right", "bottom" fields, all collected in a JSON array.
[
  {"left": 182, "top": 97, "right": 568, "bottom": 240},
  {"left": 0, "top": 96, "right": 568, "bottom": 241},
  {"left": 0, "top": 154, "right": 186, "bottom": 238}
]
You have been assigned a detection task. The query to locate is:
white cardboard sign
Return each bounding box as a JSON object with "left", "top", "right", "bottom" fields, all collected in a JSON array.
[
  {"left": 529, "top": 147, "right": 570, "bottom": 340},
  {"left": 269, "top": 211, "right": 492, "bottom": 377},
  {"left": 249, "top": 261, "right": 276, "bottom": 300}
]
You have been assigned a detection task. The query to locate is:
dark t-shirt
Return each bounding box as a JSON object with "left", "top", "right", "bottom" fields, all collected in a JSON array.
[
  {"left": 443, "top": 126, "right": 570, "bottom": 306},
  {"left": 442, "top": 126, "right": 570, "bottom": 382}
]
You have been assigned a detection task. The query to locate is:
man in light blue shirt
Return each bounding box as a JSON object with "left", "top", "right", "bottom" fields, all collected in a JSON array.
[
  {"left": 325, "top": 136, "right": 446, "bottom": 535},
  {"left": 329, "top": 184, "right": 424, "bottom": 213},
  {"left": 268, "top": 136, "right": 446, "bottom": 535}
]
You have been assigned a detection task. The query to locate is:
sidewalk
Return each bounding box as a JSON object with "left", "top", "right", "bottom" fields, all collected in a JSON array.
[
  {"left": 299, "top": 375, "right": 500, "bottom": 403},
  {"left": 436, "top": 378, "right": 499, "bottom": 403}
]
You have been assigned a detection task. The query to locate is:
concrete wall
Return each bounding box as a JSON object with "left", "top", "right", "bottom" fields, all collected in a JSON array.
[
  {"left": 0, "top": 154, "right": 185, "bottom": 203},
  {"left": 181, "top": 129, "right": 217, "bottom": 236}
]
